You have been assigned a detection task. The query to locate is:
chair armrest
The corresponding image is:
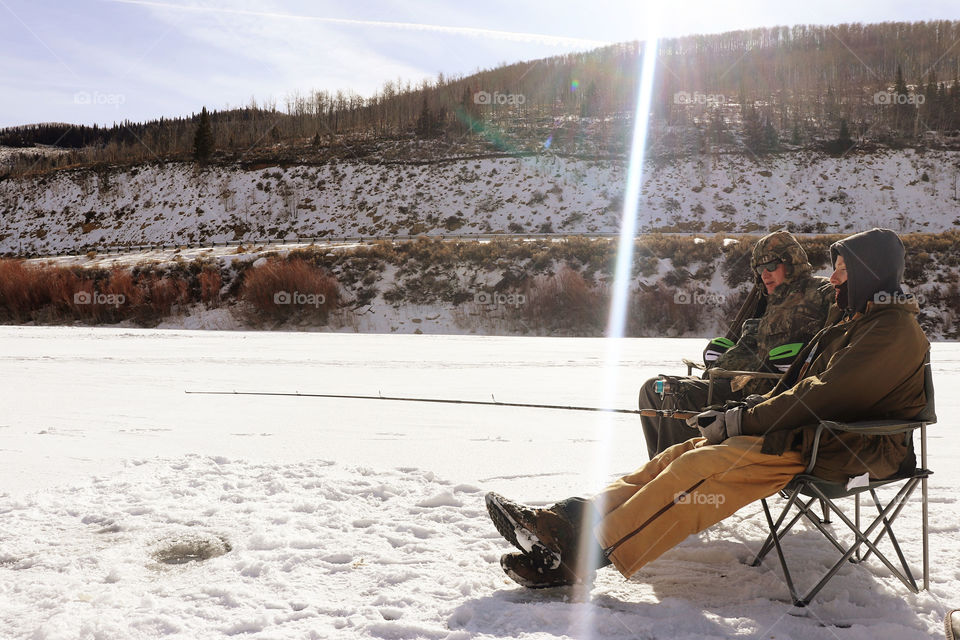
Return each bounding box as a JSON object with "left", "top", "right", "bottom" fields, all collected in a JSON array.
[
  {"left": 804, "top": 419, "right": 927, "bottom": 474},
  {"left": 707, "top": 368, "right": 783, "bottom": 381},
  {"left": 813, "top": 419, "right": 927, "bottom": 436},
  {"left": 683, "top": 358, "right": 705, "bottom": 375},
  {"left": 706, "top": 368, "right": 783, "bottom": 404}
]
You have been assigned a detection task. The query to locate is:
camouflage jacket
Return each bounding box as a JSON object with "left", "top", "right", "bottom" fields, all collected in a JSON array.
[{"left": 715, "top": 274, "right": 834, "bottom": 377}]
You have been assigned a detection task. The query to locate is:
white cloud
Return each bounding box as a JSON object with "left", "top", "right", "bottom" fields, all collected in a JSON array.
[{"left": 106, "top": 0, "right": 611, "bottom": 48}]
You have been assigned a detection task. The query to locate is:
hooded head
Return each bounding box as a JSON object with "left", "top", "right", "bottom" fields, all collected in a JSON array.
[
  {"left": 830, "top": 228, "right": 905, "bottom": 314},
  {"left": 750, "top": 231, "right": 812, "bottom": 292}
]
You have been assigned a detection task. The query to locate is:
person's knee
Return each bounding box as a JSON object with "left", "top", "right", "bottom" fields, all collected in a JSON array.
[
  {"left": 639, "top": 377, "right": 663, "bottom": 408},
  {"left": 665, "top": 442, "right": 723, "bottom": 478}
]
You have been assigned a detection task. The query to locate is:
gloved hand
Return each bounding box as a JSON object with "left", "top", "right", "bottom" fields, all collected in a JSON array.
[
  {"left": 743, "top": 394, "right": 766, "bottom": 408},
  {"left": 685, "top": 407, "right": 744, "bottom": 444}
]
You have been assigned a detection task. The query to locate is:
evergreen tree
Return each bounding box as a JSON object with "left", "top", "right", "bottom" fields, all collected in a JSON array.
[
  {"left": 742, "top": 105, "right": 765, "bottom": 154},
  {"left": 893, "top": 64, "right": 912, "bottom": 134},
  {"left": 709, "top": 107, "right": 727, "bottom": 144},
  {"left": 193, "top": 107, "right": 214, "bottom": 163},
  {"left": 834, "top": 118, "right": 855, "bottom": 153},
  {"left": 415, "top": 98, "right": 436, "bottom": 137},
  {"left": 950, "top": 78, "right": 960, "bottom": 130},
  {"left": 762, "top": 113, "right": 779, "bottom": 151}
]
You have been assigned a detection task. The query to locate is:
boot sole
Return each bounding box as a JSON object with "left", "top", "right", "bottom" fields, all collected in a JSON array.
[
  {"left": 485, "top": 492, "right": 562, "bottom": 570},
  {"left": 500, "top": 553, "right": 576, "bottom": 589}
]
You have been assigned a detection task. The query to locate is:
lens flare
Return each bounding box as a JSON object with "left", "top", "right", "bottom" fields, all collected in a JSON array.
[
  {"left": 571, "top": 79, "right": 580, "bottom": 92},
  {"left": 575, "top": 35, "right": 660, "bottom": 617}
]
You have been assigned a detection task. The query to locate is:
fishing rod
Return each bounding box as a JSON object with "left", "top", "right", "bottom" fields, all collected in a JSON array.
[{"left": 183, "top": 389, "right": 699, "bottom": 420}]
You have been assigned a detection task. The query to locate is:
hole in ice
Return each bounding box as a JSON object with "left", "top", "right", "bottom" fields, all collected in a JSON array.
[{"left": 152, "top": 532, "right": 232, "bottom": 565}]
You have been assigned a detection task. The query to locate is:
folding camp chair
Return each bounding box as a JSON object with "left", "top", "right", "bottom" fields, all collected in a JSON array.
[{"left": 750, "top": 356, "right": 936, "bottom": 607}]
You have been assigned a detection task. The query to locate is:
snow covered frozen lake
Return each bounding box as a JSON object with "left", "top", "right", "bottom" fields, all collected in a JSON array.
[{"left": 0, "top": 327, "right": 958, "bottom": 639}]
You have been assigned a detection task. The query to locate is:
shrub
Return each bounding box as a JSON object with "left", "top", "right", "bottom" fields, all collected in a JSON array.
[
  {"left": 137, "top": 275, "right": 189, "bottom": 322},
  {"left": 522, "top": 266, "right": 606, "bottom": 332},
  {"left": 240, "top": 258, "right": 339, "bottom": 322},
  {"left": 626, "top": 283, "right": 699, "bottom": 336},
  {"left": 199, "top": 268, "right": 222, "bottom": 307},
  {"left": 0, "top": 260, "right": 82, "bottom": 322}
]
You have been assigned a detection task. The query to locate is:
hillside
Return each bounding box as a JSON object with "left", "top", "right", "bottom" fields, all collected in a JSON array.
[
  {"left": 2, "top": 147, "right": 958, "bottom": 256},
  {"left": 3, "top": 20, "right": 960, "bottom": 178}
]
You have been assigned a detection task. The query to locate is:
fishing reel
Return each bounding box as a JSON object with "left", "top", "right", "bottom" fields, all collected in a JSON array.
[{"left": 654, "top": 375, "right": 680, "bottom": 400}]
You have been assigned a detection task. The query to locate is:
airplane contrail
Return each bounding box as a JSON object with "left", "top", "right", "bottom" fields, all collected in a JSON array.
[{"left": 106, "top": 0, "right": 611, "bottom": 49}]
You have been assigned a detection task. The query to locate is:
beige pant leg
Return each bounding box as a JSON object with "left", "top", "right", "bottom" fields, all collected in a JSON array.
[{"left": 593, "top": 435, "right": 805, "bottom": 579}]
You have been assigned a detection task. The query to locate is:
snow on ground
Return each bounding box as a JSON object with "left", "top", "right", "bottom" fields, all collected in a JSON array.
[
  {"left": 4, "top": 149, "right": 960, "bottom": 255},
  {"left": 0, "top": 328, "right": 958, "bottom": 639}
]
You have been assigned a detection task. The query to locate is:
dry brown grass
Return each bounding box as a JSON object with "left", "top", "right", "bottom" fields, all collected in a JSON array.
[
  {"left": 199, "top": 268, "right": 222, "bottom": 307},
  {"left": 0, "top": 260, "right": 193, "bottom": 324},
  {"left": 0, "top": 261, "right": 82, "bottom": 321},
  {"left": 240, "top": 258, "right": 339, "bottom": 322},
  {"left": 521, "top": 266, "right": 606, "bottom": 332}
]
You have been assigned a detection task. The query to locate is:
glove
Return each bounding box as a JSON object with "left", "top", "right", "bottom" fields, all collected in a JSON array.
[
  {"left": 743, "top": 394, "right": 766, "bottom": 408},
  {"left": 739, "top": 318, "right": 761, "bottom": 340},
  {"left": 686, "top": 407, "right": 744, "bottom": 444}
]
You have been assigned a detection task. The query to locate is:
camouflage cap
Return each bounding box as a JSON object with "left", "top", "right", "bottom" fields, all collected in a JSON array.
[{"left": 751, "top": 231, "right": 812, "bottom": 283}]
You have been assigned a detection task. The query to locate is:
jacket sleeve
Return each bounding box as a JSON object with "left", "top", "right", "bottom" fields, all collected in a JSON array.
[
  {"left": 740, "top": 312, "right": 925, "bottom": 436},
  {"left": 713, "top": 318, "right": 761, "bottom": 371}
]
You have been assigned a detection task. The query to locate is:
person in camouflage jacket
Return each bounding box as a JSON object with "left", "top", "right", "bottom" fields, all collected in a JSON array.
[{"left": 639, "top": 231, "right": 834, "bottom": 458}]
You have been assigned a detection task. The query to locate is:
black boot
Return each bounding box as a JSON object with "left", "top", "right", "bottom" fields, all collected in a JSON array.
[
  {"left": 946, "top": 609, "right": 959, "bottom": 640},
  {"left": 500, "top": 551, "right": 586, "bottom": 588},
  {"left": 485, "top": 493, "right": 610, "bottom": 572}
]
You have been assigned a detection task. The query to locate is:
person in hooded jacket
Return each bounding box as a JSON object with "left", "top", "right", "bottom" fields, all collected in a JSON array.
[
  {"left": 487, "top": 228, "right": 928, "bottom": 589},
  {"left": 639, "top": 231, "right": 834, "bottom": 459}
]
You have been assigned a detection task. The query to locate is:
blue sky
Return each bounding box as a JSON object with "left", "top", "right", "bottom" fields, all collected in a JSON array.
[{"left": 1, "top": 0, "right": 958, "bottom": 128}]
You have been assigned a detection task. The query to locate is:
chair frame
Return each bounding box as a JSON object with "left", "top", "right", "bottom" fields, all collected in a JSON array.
[{"left": 749, "top": 360, "right": 935, "bottom": 607}]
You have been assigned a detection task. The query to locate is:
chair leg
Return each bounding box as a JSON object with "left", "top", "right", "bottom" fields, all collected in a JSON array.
[
  {"left": 921, "top": 424, "right": 929, "bottom": 591},
  {"left": 922, "top": 473, "right": 929, "bottom": 591},
  {"left": 819, "top": 498, "right": 831, "bottom": 524},
  {"left": 802, "top": 480, "right": 922, "bottom": 601},
  {"left": 864, "top": 488, "right": 917, "bottom": 592},
  {"left": 752, "top": 487, "right": 805, "bottom": 566},
  {"left": 854, "top": 493, "right": 861, "bottom": 563},
  {"left": 759, "top": 497, "right": 802, "bottom": 606}
]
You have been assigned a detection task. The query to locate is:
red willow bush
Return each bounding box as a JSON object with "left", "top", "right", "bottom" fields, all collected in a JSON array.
[
  {"left": 239, "top": 258, "right": 339, "bottom": 322},
  {"left": 0, "top": 260, "right": 191, "bottom": 324}
]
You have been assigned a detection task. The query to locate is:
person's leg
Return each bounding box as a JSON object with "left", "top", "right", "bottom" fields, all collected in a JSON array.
[
  {"left": 593, "top": 436, "right": 805, "bottom": 579},
  {"left": 638, "top": 377, "right": 668, "bottom": 459},
  {"left": 639, "top": 377, "right": 738, "bottom": 458}
]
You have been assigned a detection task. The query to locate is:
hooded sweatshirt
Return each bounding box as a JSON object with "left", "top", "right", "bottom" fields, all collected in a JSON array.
[
  {"left": 830, "top": 228, "right": 905, "bottom": 314},
  {"left": 739, "top": 228, "right": 929, "bottom": 481}
]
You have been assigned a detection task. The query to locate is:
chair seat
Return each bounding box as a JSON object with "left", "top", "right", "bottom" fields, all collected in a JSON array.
[{"left": 788, "top": 468, "right": 932, "bottom": 500}]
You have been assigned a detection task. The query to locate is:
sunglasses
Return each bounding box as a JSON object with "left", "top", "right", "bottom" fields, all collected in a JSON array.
[{"left": 753, "top": 258, "right": 783, "bottom": 276}]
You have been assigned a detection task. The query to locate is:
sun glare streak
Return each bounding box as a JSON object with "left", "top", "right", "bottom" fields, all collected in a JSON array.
[{"left": 575, "top": 30, "right": 659, "bottom": 624}]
